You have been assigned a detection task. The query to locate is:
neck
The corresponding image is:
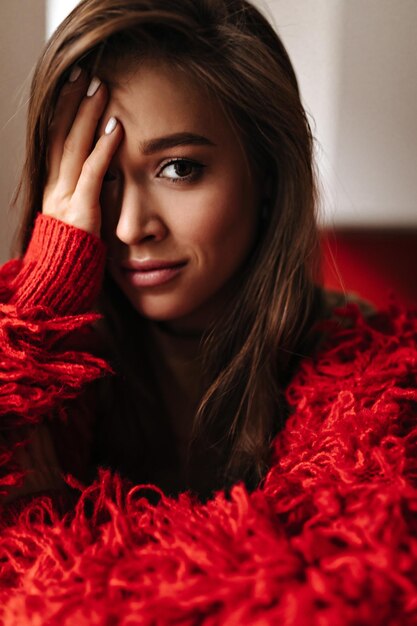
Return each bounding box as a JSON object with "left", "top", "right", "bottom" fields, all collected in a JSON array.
[
  {"left": 147, "top": 318, "right": 204, "bottom": 374},
  {"left": 153, "top": 320, "right": 206, "bottom": 341}
]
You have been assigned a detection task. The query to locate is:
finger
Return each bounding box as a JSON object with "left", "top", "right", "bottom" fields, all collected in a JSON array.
[
  {"left": 46, "top": 67, "right": 89, "bottom": 185},
  {"left": 70, "top": 117, "right": 123, "bottom": 234},
  {"left": 57, "top": 77, "right": 109, "bottom": 193}
]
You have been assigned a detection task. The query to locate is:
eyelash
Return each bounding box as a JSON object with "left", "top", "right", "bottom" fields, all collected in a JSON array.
[{"left": 103, "top": 158, "right": 205, "bottom": 184}]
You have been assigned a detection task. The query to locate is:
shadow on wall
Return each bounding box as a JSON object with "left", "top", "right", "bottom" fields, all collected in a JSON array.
[
  {"left": 0, "top": 1, "right": 45, "bottom": 264},
  {"left": 321, "top": 229, "right": 417, "bottom": 309}
]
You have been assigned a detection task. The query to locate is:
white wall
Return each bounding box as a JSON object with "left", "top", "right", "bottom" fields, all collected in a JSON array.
[
  {"left": 332, "top": 0, "right": 417, "bottom": 227},
  {"left": 1, "top": 1, "right": 416, "bottom": 263},
  {"left": 258, "top": 0, "right": 417, "bottom": 227},
  {"left": 46, "top": 0, "right": 80, "bottom": 38}
]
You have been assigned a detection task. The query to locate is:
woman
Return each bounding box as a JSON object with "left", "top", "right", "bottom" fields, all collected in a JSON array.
[
  {"left": 1, "top": 1, "right": 416, "bottom": 623},
  {"left": 5, "top": 0, "right": 320, "bottom": 502}
]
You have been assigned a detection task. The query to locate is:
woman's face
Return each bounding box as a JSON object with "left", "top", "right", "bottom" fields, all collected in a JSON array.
[{"left": 100, "top": 60, "right": 262, "bottom": 333}]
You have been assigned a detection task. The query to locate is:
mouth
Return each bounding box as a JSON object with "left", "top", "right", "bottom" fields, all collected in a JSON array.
[{"left": 121, "top": 261, "right": 187, "bottom": 288}]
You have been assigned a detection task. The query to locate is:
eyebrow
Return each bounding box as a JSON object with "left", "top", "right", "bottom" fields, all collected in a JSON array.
[{"left": 139, "top": 132, "right": 216, "bottom": 155}]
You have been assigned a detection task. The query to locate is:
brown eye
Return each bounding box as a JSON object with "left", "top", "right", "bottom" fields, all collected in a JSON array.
[
  {"left": 172, "top": 161, "right": 193, "bottom": 177},
  {"left": 158, "top": 158, "right": 205, "bottom": 184}
]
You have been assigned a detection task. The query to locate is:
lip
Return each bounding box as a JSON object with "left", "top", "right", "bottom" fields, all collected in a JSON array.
[
  {"left": 121, "top": 259, "right": 187, "bottom": 271},
  {"left": 121, "top": 259, "right": 187, "bottom": 288}
]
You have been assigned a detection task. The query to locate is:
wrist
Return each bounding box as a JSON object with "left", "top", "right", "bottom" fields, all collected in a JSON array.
[{"left": 12, "top": 213, "right": 107, "bottom": 315}]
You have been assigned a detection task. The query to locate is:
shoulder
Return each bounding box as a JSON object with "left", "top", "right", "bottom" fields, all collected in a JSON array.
[
  {"left": 302, "top": 288, "right": 378, "bottom": 358},
  {"left": 321, "top": 289, "right": 376, "bottom": 322}
]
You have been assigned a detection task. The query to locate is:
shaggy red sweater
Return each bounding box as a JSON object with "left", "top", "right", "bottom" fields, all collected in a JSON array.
[{"left": 0, "top": 214, "right": 416, "bottom": 625}]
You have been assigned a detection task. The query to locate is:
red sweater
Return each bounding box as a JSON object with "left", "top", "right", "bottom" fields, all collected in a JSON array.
[{"left": 0, "top": 214, "right": 417, "bottom": 625}]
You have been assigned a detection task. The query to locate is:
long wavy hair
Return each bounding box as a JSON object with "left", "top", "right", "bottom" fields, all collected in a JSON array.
[{"left": 13, "top": 0, "right": 322, "bottom": 501}]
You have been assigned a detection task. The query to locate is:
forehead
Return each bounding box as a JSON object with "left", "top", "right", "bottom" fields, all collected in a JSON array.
[{"left": 104, "top": 60, "right": 227, "bottom": 137}]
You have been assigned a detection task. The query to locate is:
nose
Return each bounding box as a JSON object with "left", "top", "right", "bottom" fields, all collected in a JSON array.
[{"left": 115, "top": 185, "right": 168, "bottom": 245}]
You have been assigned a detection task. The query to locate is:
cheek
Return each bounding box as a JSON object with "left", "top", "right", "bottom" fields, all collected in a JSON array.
[{"left": 176, "top": 182, "right": 258, "bottom": 261}]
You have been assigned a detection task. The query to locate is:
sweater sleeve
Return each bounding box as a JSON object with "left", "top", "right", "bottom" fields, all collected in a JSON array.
[{"left": 0, "top": 213, "right": 112, "bottom": 501}]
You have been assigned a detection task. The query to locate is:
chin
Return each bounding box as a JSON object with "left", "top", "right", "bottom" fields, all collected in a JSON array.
[{"left": 125, "top": 295, "right": 201, "bottom": 323}]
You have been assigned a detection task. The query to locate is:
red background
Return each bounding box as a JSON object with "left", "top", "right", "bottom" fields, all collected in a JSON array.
[{"left": 321, "top": 229, "right": 417, "bottom": 309}]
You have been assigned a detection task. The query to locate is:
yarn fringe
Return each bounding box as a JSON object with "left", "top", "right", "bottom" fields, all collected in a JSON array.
[
  {"left": 0, "top": 259, "right": 112, "bottom": 498},
  {"left": 0, "top": 302, "right": 416, "bottom": 624}
]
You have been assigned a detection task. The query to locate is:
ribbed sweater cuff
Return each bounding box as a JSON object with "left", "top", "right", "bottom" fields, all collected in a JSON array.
[{"left": 12, "top": 214, "right": 107, "bottom": 315}]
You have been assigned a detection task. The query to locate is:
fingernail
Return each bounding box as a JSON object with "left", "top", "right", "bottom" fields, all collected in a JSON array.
[
  {"left": 105, "top": 116, "right": 118, "bottom": 135},
  {"left": 87, "top": 77, "right": 101, "bottom": 97},
  {"left": 68, "top": 65, "right": 82, "bottom": 83}
]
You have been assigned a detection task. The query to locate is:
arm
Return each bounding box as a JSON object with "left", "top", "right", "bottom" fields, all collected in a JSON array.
[
  {"left": 0, "top": 214, "right": 111, "bottom": 503},
  {"left": 0, "top": 67, "right": 123, "bottom": 504}
]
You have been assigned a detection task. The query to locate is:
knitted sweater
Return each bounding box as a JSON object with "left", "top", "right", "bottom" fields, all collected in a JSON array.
[{"left": 0, "top": 214, "right": 417, "bottom": 625}]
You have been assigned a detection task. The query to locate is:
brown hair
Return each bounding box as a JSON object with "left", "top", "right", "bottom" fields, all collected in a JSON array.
[{"left": 14, "top": 0, "right": 322, "bottom": 501}]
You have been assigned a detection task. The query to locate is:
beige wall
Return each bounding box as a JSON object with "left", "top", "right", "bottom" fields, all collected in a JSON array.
[{"left": 0, "top": 1, "right": 45, "bottom": 263}]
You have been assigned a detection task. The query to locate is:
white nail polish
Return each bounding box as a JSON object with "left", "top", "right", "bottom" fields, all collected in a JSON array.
[
  {"left": 68, "top": 65, "right": 81, "bottom": 83},
  {"left": 105, "top": 117, "right": 117, "bottom": 135},
  {"left": 87, "top": 77, "right": 101, "bottom": 97}
]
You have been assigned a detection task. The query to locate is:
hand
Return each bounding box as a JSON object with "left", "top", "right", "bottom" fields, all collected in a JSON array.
[{"left": 42, "top": 67, "right": 123, "bottom": 238}]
